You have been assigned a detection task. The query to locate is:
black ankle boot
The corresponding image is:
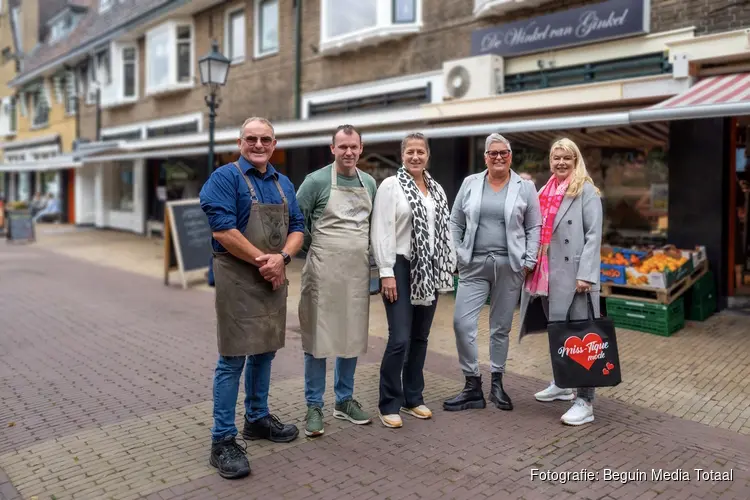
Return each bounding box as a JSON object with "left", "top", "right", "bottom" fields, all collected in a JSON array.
[
  {"left": 443, "top": 375, "right": 486, "bottom": 411},
  {"left": 489, "top": 372, "right": 513, "bottom": 411}
]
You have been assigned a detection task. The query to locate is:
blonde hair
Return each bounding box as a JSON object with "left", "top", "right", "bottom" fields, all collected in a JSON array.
[{"left": 549, "top": 138, "right": 600, "bottom": 197}]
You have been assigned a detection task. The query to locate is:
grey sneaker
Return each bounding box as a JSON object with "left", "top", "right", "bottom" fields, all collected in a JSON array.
[
  {"left": 333, "top": 398, "right": 371, "bottom": 425},
  {"left": 305, "top": 406, "right": 324, "bottom": 437}
]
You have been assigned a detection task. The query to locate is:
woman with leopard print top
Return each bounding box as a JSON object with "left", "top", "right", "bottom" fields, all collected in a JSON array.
[{"left": 371, "top": 132, "right": 457, "bottom": 429}]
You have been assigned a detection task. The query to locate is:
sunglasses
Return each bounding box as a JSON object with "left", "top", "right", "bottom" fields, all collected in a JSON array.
[
  {"left": 243, "top": 135, "right": 274, "bottom": 146},
  {"left": 485, "top": 150, "right": 511, "bottom": 159}
]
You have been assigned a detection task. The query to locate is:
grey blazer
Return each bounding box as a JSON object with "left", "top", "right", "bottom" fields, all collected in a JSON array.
[
  {"left": 518, "top": 181, "right": 603, "bottom": 340},
  {"left": 450, "top": 169, "right": 542, "bottom": 273}
]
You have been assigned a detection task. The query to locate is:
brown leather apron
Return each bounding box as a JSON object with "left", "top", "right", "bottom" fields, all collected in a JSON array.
[
  {"left": 299, "top": 165, "right": 372, "bottom": 358},
  {"left": 212, "top": 162, "right": 289, "bottom": 357}
]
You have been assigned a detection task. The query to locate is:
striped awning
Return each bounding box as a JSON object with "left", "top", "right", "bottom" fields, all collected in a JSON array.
[{"left": 649, "top": 73, "right": 750, "bottom": 110}]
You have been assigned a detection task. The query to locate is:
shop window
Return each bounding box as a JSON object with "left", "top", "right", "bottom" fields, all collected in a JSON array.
[
  {"left": 597, "top": 148, "right": 668, "bottom": 246},
  {"left": 501, "top": 137, "right": 669, "bottom": 247},
  {"left": 255, "top": 0, "right": 278, "bottom": 57},
  {"left": 226, "top": 7, "right": 246, "bottom": 63},
  {"left": 113, "top": 161, "right": 135, "bottom": 212},
  {"left": 319, "top": 0, "right": 420, "bottom": 53}
]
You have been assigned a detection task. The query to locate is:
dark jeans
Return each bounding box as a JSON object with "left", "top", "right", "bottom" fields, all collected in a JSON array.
[{"left": 379, "top": 255, "right": 438, "bottom": 415}]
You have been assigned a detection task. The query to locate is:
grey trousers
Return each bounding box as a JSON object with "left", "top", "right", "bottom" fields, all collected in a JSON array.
[{"left": 454, "top": 253, "right": 524, "bottom": 377}]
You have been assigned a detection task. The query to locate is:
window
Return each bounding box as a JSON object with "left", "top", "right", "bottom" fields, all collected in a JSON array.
[
  {"left": 325, "top": 0, "right": 376, "bottom": 39},
  {"left": 8, "top": 97, "right": 16, "bottom": 133},
  {"left": 147, "top": 27, "right": 170, "bottom": 90},
  {"left": 49, "top": 13, "right": 74, "bottom": 42},
  {"left": 146, "top": 21, "right": 194, "bottom": 94},
  {"left": 393, "top": 0, "right": 416, "bottom": 23},
  {"left": 113, "top": 161, "right": 135, "bottom": 212},
  {"left": 320, "top": 0, "right": 420, "bottom": 52},
  {"left": 64, "top": 71, "right": 76, "bottom": 115},
  {"left": 226, "top": 8, "right": 246, "bottom": 63},
  {"left": 95, "top": 50, "right": 111, "bottom": 85},
  {"left": 122, "top": 47, "right": 136, "bottom": 98},
  {"left": 176, "top": 26, "right": 191, "bottom": 83},
  {"left": 255, "top": 0, "right": 278, "bottom": 57},
  {"left": 31, "top": 89, "right": 49, "bottom": 128}
]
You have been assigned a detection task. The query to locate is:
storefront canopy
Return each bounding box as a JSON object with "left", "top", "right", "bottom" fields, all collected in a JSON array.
[
  {"left": 631, "top": 73, "right": 750, "bottom": 122},
  {"left": 0, "top": 155, "right": 82, "bottom": 172}
]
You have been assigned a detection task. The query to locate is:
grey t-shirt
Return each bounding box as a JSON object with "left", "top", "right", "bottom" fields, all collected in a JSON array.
[{"left": 473, "top": 180, "right": 509, "bottom": 255}]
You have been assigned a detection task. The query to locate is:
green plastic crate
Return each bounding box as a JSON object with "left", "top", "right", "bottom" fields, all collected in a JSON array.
[
  {"left": 685, "top": 271, "right": 716, "bottom": 322},
  {"left": 691, "top": 271, "right": 715, "bottom": 300},
  {"left": 688, "top": 294, "right": 716, "bottom": 321},
  {"left": 606, "top": 297, "right": 685, "bottom": 337}
]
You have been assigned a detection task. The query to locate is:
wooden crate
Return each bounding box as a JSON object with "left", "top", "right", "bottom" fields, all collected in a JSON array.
[{"left": 601, "top": 260, "right": 708, "bottom": 305}]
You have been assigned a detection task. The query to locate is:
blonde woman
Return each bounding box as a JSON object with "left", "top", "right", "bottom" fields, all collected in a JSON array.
[{"left": 518, "top": 138, "right": 603, "bottom": 426}]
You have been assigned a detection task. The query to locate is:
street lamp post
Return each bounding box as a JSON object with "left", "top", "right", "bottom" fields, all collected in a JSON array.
[
  {"left": 199, "top": 40, "right": 231, "bottom": 288},
  {"left": 198, "top": 40, "right": 231, "bottom": 172}
]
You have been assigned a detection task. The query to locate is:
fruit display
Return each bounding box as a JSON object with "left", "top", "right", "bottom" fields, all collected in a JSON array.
[
  {"left": 601, "top": 251, "right": 644, "bottom": 266},
  {"left": 632, "top": 252, "right": 689, "bottom": 274},
  {"left": 626, "top": 271, "right": 649, "bottom": 286}
]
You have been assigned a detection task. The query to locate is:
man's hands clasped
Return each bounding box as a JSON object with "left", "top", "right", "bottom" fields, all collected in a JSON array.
[{"left": 257, "top": 253, "right": 286, "bottom": 290}]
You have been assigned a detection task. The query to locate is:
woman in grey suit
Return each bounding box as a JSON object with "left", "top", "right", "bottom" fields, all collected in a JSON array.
[
  {"left": 444, "top": 133, "right": 542, "bottom": 412},
  {"left": 518, "top": 137, "right": 603, "bottom": 426}
]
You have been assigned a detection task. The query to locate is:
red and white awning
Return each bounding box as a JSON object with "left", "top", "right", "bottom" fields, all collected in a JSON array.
[{"left": 649, "top": 73, "right": 750, "bottom": 109}]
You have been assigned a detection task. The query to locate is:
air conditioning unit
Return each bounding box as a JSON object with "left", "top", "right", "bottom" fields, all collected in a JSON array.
[{"left": 442, "top": 54, "right": 504, "bottom": 101}]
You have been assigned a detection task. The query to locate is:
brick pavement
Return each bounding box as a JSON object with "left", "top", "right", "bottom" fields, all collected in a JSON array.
[
  {"left": 0, "top": 231, "right": 749, "bottom": 498},
  {"left": 33, "top": 225, "right": 750, "bottom": 434}
]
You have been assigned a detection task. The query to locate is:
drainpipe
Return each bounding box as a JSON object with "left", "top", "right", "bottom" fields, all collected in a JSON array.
[
  {"left": 95, "top": 87, "right": 101, "bottom": 141},
  {"left": 293, "top": 0, "right": 302, "bottom": 119}
]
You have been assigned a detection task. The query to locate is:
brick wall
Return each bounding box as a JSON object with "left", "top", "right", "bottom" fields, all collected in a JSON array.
[{"left": 81, "top": 0, "right": 750, "bottom": 140}]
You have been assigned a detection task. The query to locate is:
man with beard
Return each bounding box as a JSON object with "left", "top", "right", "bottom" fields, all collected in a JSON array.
[
  {"left": 200, "top": 117, "right": 304, "bottom": 479},
  {"left": 296, "top": 125, "right": 378, "bottom": 437}
]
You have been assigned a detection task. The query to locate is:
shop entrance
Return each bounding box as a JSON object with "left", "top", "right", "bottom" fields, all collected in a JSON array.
[{"left": 732, "top": 119, "right": 750, "bottom": 304}]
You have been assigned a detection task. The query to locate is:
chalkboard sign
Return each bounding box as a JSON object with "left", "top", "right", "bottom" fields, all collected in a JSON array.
[
  {"left": 6, "top": 210, "right": 35, "bottom": 243},
  {"left": 164, "top": 198, "right": 212, "bottom": 289}
]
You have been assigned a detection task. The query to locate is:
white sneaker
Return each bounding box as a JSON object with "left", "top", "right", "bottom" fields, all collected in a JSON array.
[
  {"left": 534, "top": 382, "right": 575, "bottom": 402},
  {"left": 378, "top": 413, "right": 403, "bottom": 428},
  {"left": 561, "top": 398, "right": 594, "bottom": 426}
]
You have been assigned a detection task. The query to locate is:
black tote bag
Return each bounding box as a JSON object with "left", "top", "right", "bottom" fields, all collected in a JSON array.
[{"left": 547, "top": 294, "right": 622, "bottom": 389}]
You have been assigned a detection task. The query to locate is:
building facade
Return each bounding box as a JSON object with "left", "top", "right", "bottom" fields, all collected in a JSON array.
[{"left": 9, "top": 0, "right": 750, "bottom": 307}]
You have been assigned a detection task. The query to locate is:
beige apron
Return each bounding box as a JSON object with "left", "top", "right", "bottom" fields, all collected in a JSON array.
[
  {"left": 299, "top": 165, "right": 372, "bottom": 358},
  {"left": 213, "top": 162, "right": 289, "bottom": 357}
]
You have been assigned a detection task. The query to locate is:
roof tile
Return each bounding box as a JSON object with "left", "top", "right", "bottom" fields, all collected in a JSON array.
[{"left": 17, "top": 0, "right": 170, "bottom": 83}]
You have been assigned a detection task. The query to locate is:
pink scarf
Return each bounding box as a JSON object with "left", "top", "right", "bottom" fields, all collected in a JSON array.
[{"left": 525, "top": 175, "right": 569, "bottom": 296}]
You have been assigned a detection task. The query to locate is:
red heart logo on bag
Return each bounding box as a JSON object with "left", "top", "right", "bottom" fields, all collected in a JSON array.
[
  {"left": 562, "top": 333, "right": 605, "bottom": 371},
  {"left": 606, "top": 362, "right": 614, "bottom": 370},
  {"left": 603, "top": 368, "right": 610, "bottom": 375}
]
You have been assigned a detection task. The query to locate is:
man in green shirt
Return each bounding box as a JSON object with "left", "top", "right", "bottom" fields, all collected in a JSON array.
[{"left": 296, "top": 125, "right": 378, "bottom": 437}]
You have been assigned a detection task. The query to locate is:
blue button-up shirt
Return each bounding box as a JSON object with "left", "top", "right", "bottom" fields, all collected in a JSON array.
[{"left": 200, "top": 156, "right": 304, "bottom": 252}]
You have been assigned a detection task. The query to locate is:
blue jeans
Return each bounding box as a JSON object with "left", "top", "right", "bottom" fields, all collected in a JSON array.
[
  {"left": 304, "top": 352, "right": 357, "bottom": 408},
  {"left": 211, "top": 352, "right": 275, "bottom": 442}
]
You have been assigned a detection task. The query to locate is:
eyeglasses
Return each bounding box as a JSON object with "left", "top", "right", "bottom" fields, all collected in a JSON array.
[
  {"left": 485, "top": 150, "right": 511, "bottom": 159},
  {"left": 243, "top": 135, "right": 274, "bottom": 146}
]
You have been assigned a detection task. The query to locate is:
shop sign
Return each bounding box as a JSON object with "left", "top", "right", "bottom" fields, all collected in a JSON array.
[{"left": 471, "top": 0, "right": 650, "bottom": 57}]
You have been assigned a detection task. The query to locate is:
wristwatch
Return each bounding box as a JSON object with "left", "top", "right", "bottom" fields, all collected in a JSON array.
[{"left": 281, "top": 251, "right": 291, "bottom": 266}]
